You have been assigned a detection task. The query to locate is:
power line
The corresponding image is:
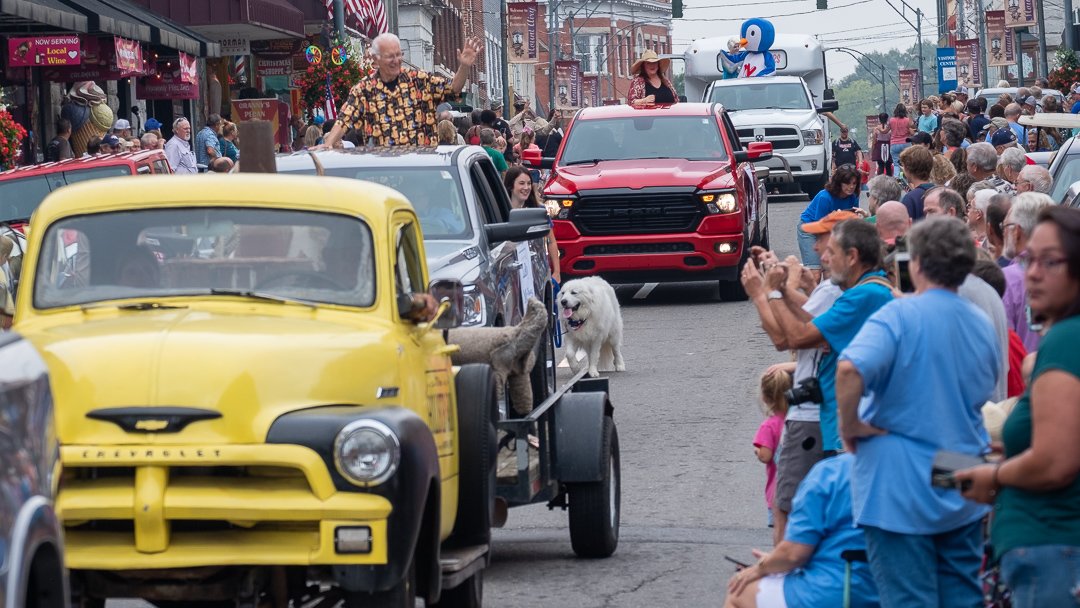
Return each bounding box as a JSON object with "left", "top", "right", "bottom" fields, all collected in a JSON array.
[{"left": 675, "top": 0, "right": 873, "bottom": 20}]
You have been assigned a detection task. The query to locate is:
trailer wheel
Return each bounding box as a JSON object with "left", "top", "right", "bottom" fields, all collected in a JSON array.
[
  {"left": 428, "top": 570, "right": 482, "bottom": 608},
  {"left": 446, "top": 364, "right": 497, "bottom": 548},
  {"left": 567, "top": 416, "right": 620, "bottom": 558}
]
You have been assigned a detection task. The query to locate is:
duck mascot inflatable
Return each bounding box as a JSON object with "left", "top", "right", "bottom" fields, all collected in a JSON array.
[{"left": 736, "top": 18, "right": 776, "bottom": 78}]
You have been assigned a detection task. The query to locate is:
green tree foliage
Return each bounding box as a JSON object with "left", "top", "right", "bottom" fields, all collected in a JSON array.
[{"left": 830, "top": 42, "right": 933, "bottom": 141}]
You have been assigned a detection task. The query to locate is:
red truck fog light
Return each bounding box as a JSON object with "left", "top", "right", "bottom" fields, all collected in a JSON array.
[
  {"left": 335, "top": 526, "right": 373, "bottom": 554},
  {"left": 715, "top": 242, "right": 738, "bottom": 254}
]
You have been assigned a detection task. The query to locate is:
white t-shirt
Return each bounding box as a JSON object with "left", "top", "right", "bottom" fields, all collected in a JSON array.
[{"left": 787, "top": 280, "right": 842, "bottom": 422}]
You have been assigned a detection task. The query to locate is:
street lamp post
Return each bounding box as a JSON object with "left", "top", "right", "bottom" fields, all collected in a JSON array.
[
  {"left": 830, "top": 47, "right": 889, "bottom": 113},
  {"left": 880, "top": 0, "right": 925, "bottom": 96}
]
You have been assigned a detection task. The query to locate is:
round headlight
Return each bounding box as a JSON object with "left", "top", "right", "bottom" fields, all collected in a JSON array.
[{"left": 334, "top": 420, "right": 401, "bottom": 487}]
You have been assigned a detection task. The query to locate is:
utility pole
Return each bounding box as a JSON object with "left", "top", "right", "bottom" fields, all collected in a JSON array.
[
  {"left": 502, "top": 3, "right": 511, "bottom": 112},
  {"left": 1065, "top": 0, "right": 1077, "bottom": 52},
  {"left": 882, "top": 0, "right": 925, "bottom": 97},
  {"left": 975, "top": 0, "right": 988, "bottom": 89},
  {"left": 548, "top": 0, "right": 557, "bottom": 113},
  {"left": 333, "top": 0, "right": 345, "bottom": 41},
  {"left": 1035, "top": 0, "right": 1049, "bottom": 78}
]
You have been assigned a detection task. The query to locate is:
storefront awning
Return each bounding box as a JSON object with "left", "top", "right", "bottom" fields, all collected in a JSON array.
[
  {"left": 155, "top": 0, "right": 305, "bottom": 42},
  {"left": 0, "top": 0, "right": 88, "bottom": 33},
  {"left": 59, "top": 0, "right": 221, "bottom": 57}
]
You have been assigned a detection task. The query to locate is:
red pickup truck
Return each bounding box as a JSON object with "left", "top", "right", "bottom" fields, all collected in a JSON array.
[{"left": 541, "top": 103, "right": 771, "bottom": 300}]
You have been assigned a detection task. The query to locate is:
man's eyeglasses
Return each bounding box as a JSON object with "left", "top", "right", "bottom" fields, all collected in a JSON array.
[
  {"left": 379, "top": 52, "right": 404, "bottom": 61},
  {"left": 1016, "top": 250, "right": 1068, "bottom": 272}
]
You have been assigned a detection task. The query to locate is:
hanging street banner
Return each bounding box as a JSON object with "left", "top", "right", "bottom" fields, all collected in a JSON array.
[
  {"left": 555, "top": 60, "right": 581, "bottom": 109},
  {"left": 986, "top": 10, "right": 1015, "bottom": 67},
  {"left": 507, "top": 2, "right": 538, "bottom": 63},
  {"left": 1005, "top": 0, "right": 1037, "bottom": 28},
  {"left": 113, "top": 37, "right": 144, "bottom": 76},
  {"left": 898, "top": 69, "right": 920, "bottom": 106},
  {"left": 937, "top": 47, "right": 957, "bottom": 93},
  {"left": 178, "top": 52, "right": 198, "bottom": 85},
  {"left": 138, "top": 64, "right": 199, "bottom": 100},
  {"left": 8, "top": 34, "right": 81, "bottom": 67},
  {"left": 955, "top": 39, "right": 982, "bottom": 89},
  {"left": 865, "top": 115, "right": 879, "bottom": 148},
  {"left": 582, "top": 75, "right": 600, "bottom": 107}
]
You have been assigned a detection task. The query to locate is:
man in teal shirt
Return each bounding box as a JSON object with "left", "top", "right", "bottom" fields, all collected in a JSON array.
[
  {"left": 766, "top": 212, "right": 894, "bottom": 454},
  {"left": 480, "top": 128, "right": 507, "bottom": 173}
]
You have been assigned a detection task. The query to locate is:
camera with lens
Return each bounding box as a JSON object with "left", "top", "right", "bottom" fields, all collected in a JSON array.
[
  {"left": 885, "top": 235, "right": 914, "bottom": 293},
  {"left": 785, "top": 377, "right": 823, "bottom": 405}
]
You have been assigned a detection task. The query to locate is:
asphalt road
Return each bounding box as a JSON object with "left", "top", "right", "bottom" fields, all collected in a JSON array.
[{"left": 109, "top": 194, "right": 810, "bottom": 608}]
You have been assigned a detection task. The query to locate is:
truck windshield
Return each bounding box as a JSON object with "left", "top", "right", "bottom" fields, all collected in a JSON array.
[
  {"left": 709, "top": 82, "right": 812, "bottom": 111},
  {"left": 560, "top": 116, "right": 728, "bottom": 164},
  {"left": 321, "top": 167, "right": 472, "bottom": 241},
  {"left": 0, "top": 165, "right": 133, "bottom": 223},
  {"left": 34, "top": 207, "right": 376, "bottom": 309}
]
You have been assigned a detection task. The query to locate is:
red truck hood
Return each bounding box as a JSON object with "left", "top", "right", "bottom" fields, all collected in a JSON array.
[{"left": 551, "top": 158, "right": 733, "bottom": 192}]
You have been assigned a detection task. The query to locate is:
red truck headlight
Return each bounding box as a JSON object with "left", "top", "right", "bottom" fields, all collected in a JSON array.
[{"left": 699, "top": 191, "right": 737, "bottom": 214}]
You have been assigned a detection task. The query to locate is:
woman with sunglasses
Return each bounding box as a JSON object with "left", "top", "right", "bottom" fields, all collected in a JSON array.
[
  {"left": 504, "top": 166, "right": 560, "bottom": 284},
  {"left": 957, "top": 206, "right": 1080, "bottom": 608}
]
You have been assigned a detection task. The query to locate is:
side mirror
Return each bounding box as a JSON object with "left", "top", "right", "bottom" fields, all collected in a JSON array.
[
  {"left": 428, "top": 279, "right": 465, "bottom": 329},
  {"left": 817, "top": 99, "right": 840, "bottom": 114},
  {"left": 540, "top": 157, "right": 555, "bottom": 170},
  {"left": 1065, "top": 179, "right": 1080, "bottom": 208},
  {"left": 484, "top": 207, "right": 551, "bottom": 243},
  {"left": 734, "top": 141, "right": 773, "bottom": 163},
  {"left": 754, "top": 166, "right": 770, "bottom": 180},
  {"left": 823, "top": 88, "right": 836, "bottom": 101}
]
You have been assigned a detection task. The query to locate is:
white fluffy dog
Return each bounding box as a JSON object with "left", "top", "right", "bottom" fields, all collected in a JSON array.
[{"left": 558, "top": 277, "right": 626, "bottom": 377}]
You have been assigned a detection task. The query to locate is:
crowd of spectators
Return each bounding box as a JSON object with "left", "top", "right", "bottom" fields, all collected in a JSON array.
[{"left": 729, "top": 117, "right": 1080, "bottom": 606}]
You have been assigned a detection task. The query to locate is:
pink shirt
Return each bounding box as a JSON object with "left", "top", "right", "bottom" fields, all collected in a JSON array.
[
  {"left": 888, "top": 117, "right": 911, "bottom": 145},
  {"left": 753, "top": 414, "right": 785, "bottom": 508}
]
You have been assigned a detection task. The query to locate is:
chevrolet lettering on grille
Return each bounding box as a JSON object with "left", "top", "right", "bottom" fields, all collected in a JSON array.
[{"left": 78, "top": 448, "right": 223, "bottom": 460}]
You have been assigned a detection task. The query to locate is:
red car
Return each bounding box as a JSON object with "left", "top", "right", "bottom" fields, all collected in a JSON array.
[
  {"left": 541, "top": 103, "right": 772, "bottom": 300},
  {"left": 0, "top": 150, "right": 172, "bottom": 232}
]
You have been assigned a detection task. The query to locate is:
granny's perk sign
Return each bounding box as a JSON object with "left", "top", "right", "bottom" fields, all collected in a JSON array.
[{"left": 8, "top": 35, "right": 81, "bottom": 67}]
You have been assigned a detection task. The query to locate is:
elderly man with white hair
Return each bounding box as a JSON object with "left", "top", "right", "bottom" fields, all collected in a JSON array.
[
  {"left": 966, "top": 142, "right": 1014, "bottom": 193},
  {"left": 1015, "top": 164, "right": 1053, "bottom": 194},
  {"left": 1002, "top": 192, "right": 1055, "bottom": 352},
  {"left": 319, "top": 33, "right": 483, "bottom": 148},
  {"left": 997, "top": 147, "right": 1027, "bottom": 186}
]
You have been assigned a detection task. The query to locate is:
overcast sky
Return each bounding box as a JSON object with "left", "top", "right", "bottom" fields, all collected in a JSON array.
[{"left": 670, "top": 0, "right": 941, "bottom": 81}]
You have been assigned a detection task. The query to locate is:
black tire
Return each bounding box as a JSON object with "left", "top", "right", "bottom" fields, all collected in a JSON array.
[
  {"left": 759, "top": 213, "right": 770, "bottom": 251},
  {"left": 345, "top": 559, "right": 416, "bottom": 608},
  {"left": 446, "top": 364, "right": 497, "bottom": 548},
  {"left": 567, "top": 417, "right": 620, "bottom": 558},
  {"left": 428, "top": 570, "right": 482, "bottom": 608},
  {"left": 26, "top": 544, "right": 66, "bottom": 608},
  {"left": 717, "top": 247, "right": 749, "bottom": 302}
]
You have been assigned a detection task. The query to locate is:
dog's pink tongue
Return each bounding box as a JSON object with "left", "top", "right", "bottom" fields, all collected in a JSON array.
[{"left": 562, "top": 308, "right": 573, "bottom": 318}]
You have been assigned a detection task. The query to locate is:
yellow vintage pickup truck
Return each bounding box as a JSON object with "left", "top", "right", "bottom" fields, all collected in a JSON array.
[{"left": 14, "top": 174, "right": 551, "bottom": 607}]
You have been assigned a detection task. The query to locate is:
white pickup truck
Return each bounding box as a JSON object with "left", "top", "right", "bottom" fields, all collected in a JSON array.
[{"left": 682, "top": 34, "right": 839, "bottom": 195}]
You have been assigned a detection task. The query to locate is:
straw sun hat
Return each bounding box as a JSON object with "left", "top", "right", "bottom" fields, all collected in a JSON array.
[{"left": 630, "top": 50, "right": 671, "bottom": 76}]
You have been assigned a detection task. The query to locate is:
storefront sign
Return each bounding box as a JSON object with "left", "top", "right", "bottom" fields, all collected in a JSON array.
[
  {"left": 217, "top": 37, "right": 250, "bottom": 56},
  {"left": 1005, "top": 0, "right": 1037, "bottom": 28},
  {"left": 257, "top": 57, "right": 292, "bottom": 77},
  {"left": 178, "top": 52, "right": 197, "bottom": 85},
  {"left": 231, "top": 98, "right": 289, "bottom": 148},
  {"left": 937, "top": 47, "right": 957, "bottom": 94},
  {"left": 554, "top": 60, "right": 581, "bottom": 109},
  {"left": 507, "top": 2, "right": 538, "bottom": 63},
  {"left": 138, "top": 65, "right": 199, "bottom": 100},
  {"left": 251, "top": 39, "right": 302, "bottom": 57},
  {"left": 114, "top": 37, "right": 144, "bottom": 76},
  {"left": 43, "top": 64, "right": 126, "bottom": 82},
  {"left": 7, "top": 35, "right": 81, "bottom": 67},
  {"left": 986, "top": 11, "right": 1015, "bottom": 67},
  {"left": 898, "top": 69, "right": 920, "bottom": 106},
  {"left": 955, "top": 39, "right": 982, "bottom": 89}
]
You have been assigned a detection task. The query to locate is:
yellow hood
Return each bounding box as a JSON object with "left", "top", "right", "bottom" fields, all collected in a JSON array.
[{"left": 26, "top": 308, "right": 401, "bottom": 445}]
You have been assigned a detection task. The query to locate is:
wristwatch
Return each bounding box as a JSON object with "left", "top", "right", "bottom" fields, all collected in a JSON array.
[{"left": 767, "top": 290, "right": 783, "bottom": 301}]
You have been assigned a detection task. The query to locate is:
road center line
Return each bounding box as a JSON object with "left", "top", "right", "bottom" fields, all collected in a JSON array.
[{"left": 633, "top": 282, "right": 658, "bottom": 299}]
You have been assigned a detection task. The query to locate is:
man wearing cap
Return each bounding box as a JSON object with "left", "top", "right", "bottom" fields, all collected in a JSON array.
[
  {"left": 99, "top": 134, "right": 122, "bottom": 155},
  {"left": 764, "top": 213, "right": 894, "bottom": 460},
  {"left": 112, "top": 119, "right": 132, "bottom": 140},
  {"left": 831, "top": 125, "right": 863, "bottom": 174},
  {"left": 991, "top": 128, "right": 1019, "bottom": 155}
]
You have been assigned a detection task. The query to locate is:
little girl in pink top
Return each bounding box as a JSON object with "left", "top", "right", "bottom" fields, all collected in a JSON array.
[{"left": 753, "top": 368, "right": 792, "bottom": 528}]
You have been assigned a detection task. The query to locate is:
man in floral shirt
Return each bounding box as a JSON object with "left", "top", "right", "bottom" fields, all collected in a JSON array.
[{"left": 320, "top": 33, "right": 482, "bottom": 148}]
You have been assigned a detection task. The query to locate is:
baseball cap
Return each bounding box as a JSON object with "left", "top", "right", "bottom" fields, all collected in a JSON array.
[
  {"left": 907, "top": 131, "right": 933, "bottom": 145},
  {"left": 112, "top": 118, "right": 131, "bottom": 131},
  {"left": 101, "top": 134, "right": 122, "bottom": 147},
  {"left": 801, "top": 210, "right": 862, "bottom": 234},
  {"left": 991, "top": 128, "right": 1017, "bottom": 147},
  {"left": 952, "top": 86, "right": 970, "bottom": 96},
  {"left": 1021, "top": 95, "right": 1037, "bottom": 107},
  {"left": 144, "top": 117, "right": 162, "bottom": 130}
]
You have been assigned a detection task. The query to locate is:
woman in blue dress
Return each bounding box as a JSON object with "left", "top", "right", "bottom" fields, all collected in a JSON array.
[{"left": 796, "top": 166, "right": 861, "bottom": 270}]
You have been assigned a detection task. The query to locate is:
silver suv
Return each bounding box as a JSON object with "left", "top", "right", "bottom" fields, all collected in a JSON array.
[{"left": 277, "top": 146, "right": 557, "bottom": 404}]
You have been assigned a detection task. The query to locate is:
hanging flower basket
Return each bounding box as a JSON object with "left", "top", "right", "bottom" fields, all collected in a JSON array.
[
  {"left": 0, "top": 110, "right": 26, "bottom": 171},
  {"left": 294, "top": 42, "right": 374, "bottom": 119}
]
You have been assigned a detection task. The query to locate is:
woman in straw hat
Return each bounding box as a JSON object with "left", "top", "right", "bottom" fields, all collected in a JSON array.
[{"left": 628, "top": 50, "right": 679, "bottom": 107}]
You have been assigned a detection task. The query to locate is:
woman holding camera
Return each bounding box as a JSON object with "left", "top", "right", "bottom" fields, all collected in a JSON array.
[{"left": 957, "top": 206, "right": 1080, "bottom": 608}]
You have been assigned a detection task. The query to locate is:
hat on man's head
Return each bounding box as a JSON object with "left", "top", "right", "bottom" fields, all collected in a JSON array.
[
  {"left": 801, "top": 210, "right": 862, "bottom": 235},
  {"left": 112, "top": 118, "right": 131, "bottom": 131},
  {"left": 313, "top": 114, "right": 326, "bottom": 126},
  {"left": 907, "top": 131, "right": 933, "bottom": 145},
  {"left": 144, "top": 118, "right": 162, "bottom": 131},
  {"left": 1021, "top": 95, "right": 1037, "bottom": 107},
  {"left": 990, "top": 117, "right": 1010, "bottom": 131},
  {"left": 101, "top": 134, "right": 122, "bottom": 148},
  {"left": 952, "top": 86, "right": 970, "bottom": 96},
  {"left": 490, "top": 100, "right": 503, "bottom": 111},
  {"left": 991, "top": 128, "right": 1017, "bottom": 147}
]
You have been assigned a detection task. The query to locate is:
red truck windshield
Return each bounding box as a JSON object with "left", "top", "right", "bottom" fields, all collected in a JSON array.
[
  {"left": 559, "top": 115, "right": 728, "bottom": 165},
  {"left": 0, "top": 165, "right": 132, "bottom": 223}
]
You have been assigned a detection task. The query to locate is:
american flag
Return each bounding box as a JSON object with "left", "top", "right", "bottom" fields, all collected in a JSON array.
[
  {"left": 325, "top": 0, "right": 387, "bottom": 39},
  {"left": 324, "top": 74, "right": 338, "bottom": 120}
]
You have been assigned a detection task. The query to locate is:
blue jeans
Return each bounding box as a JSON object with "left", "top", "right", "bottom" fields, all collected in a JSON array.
[
  {"left": 889, "top": 143, "right": 909, "bottom": 176},
  {"left": 796, "top": 223, "right": 821, "bottom": 269},
  {"left": 1000, "top": 545, "right": 1080, "bottom": 608},
  {"left": 863, "top": 520, "right": 983, "bottom": 608}
]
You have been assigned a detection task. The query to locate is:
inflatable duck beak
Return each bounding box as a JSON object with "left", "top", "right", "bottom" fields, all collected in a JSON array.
[{"left": 739, "top": 38, "right": 748, "bottom": 47}]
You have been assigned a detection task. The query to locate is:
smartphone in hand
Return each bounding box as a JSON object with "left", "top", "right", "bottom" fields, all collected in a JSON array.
[
  {"left": 930, "top": 451, "right": 985, "bottom": 491},
  {"left": 724, "top": 555, "right": 751, "bottom": 570}
]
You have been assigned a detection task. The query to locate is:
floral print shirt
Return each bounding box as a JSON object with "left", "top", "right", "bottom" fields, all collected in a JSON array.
[{"left": 337, "top": 70, "right": 461, "bottom": 147}]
